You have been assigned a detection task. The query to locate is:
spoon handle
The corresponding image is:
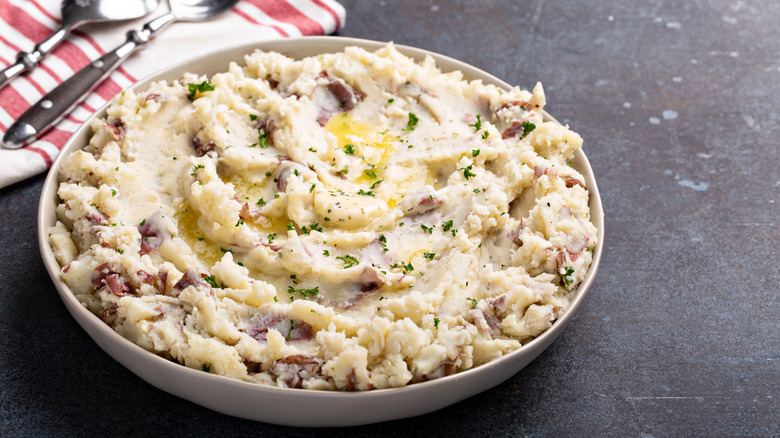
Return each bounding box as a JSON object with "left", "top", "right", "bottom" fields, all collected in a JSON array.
[
  {"left": 0, "top": 28, "right": 69, "bottom": 91},
  {"left": 2, "top": 15, "right": 175, "bottom": 149}
]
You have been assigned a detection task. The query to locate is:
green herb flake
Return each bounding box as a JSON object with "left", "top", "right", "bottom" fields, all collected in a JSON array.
[
  {"left": 459, "top": 164, "right": 476, "bottom": 180},
  {"left": 258, "top": 129, "right": 270, "bottom": 148},
  {"left": 139, "top": 218, "right": 146, "bottom": 226},
  {"left": 336, "top": 254, "right": 359, "bottom": 269},
  {"left": 220, "top": 247, "right": 232, "bottom": 253},
  {"left": 467, "top": 297, "right": 478, "bottom": 309},
  {"left": 256, "top": 198, "right": 266, "bottom": 206},
  {"left": 363, "top": 168, "right": 378, "bottom": 179},
  {"left": 343, "top": 144, "right": 356, "bottom": 155},
  {"left": 402, "top": 262, "right": 414, "bottom": 274},
  {"left": 387, "top": 98, "right": 394, "bottom": 103},
  {"left": 369, "top": 179, "right": 383, "bottom": 189},
  {"left": 191, "top": 164, "right": 205, "bottom": 177},
  {"left": 402, "top": 112, "right": 419, "bottom": 131},
  {"left": 287, "top": 285, "right": 320, "bottom": 298},
  {"left": 187, "top": 80, "right": 215, "bottom": 100},
  {"left": 434, "top": 317, "right": 440, "bottom": 329},
  {"left": 310, "top": 183, "right": 316, "bottom": 193},
  {"left": 268, "top": 233, "right": 276, "bottom": 244},
  {"left": 286, "top": 319, "right": 295, "bottom": 340},
  {"left": 357, "top": 189, "right": 375, "bottom": 197},
  {"left": 204, "top": 275, "right": 221, "bottom": 289},
  {"left": 323, "top": 249, "right": 330, "bottom": 256},
  {"left": 472, "top": 149, "right": 480, "bottom": 157},
  {"left": 249, "top": 114, "right": 258, "bottom": 121},
  {"left": 521, "top": 121, "right": 536, "bottom": 138},
  {"left": 286, "top": 222, "right": 295, "bottom": 231},
  {"left": 469, "top": 114, "right": 482, "bottom": 131},
  {"left": 563, "top": 266, "right": 575, "bottom": 286},
  {"left": 423, "top": 252, "right": 436, "bottom": 259},
  {"left": 481, "top": 131, "right": 490, "bottom": 140}
]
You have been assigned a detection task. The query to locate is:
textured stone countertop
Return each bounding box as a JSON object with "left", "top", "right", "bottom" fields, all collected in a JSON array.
[{"left": 1, "top": 0, "right": 777, "bottom": 435}]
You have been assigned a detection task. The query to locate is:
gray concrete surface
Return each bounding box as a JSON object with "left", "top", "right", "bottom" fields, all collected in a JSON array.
[{"left": 0, "top": 0, "right": 777, "bottom": 435}]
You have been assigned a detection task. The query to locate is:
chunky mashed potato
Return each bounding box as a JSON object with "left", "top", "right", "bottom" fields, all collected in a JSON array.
[{"left": 49, "top": 44, "right": 597, "bottom": 390}]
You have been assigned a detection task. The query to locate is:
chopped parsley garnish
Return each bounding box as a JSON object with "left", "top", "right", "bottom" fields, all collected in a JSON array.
[
  {"left": 265, "top": 171, "right": 272, "bottom": 177},
  {"left": 111, "top": 189, "right": 117, "bottom": 197},
  {"left": 473, "top": 188, "right": 481, "bottom": 193},
  {"left": 563, "top": 266, "right": 575, "bottom": 286},
  {"left": 343, "top": 143, "right": 356, "bottom": 155},
  {"left": 267, "top": 233, "right": 276, "bottom": 244},
  {"left": 287, "top": 285, "right": 319, "bottom": 298},
  {"left": 420, "top": 224, "right": 434, "bottom": 234},
  {"left": 220, "top": 247, "right": 232, "bottom": 253},
  {"left": 286, "top": 222, "right": 295, "bottom": 230},
  {"left": 472, "top": 149, "right": 480, "bottom": 157},
  {"left": 249, "top": 114, "right": 258, "bottom": 121},
  {"left": 357, "top": 189, "right": 375, "bottom": 197},
  {"left": 190, "top": 164, "right": 204, "bottom": 176},
  {"left": 301, "top": 223, "right": 322, "bottom": 234},
  {"left": 187, "top": 80, "right": 214, "bottom": 100},
  {"left": 235, "top": 219, "right": 244, "bottom": 227},
  {"left": 364, "top": 168, "right": 378, "bottom": 179},
  {"left": 204, "top": 275, "right": 221, "bottom": 288},
  {"left": 434, "top": 317, "right": 440, "bottom": 329},
  {"left": 467, "top": 297, "right": 478, "bottom": 308},
  {"left": 310, "top": 183, "right": 316, "bottom": 193},
  {"left": 402, "top": 112, "right": 419, "bottom": 131},
  {"left": 378, "top": 234, "right": 389, "bottom": 252},
  {"left": 337, "top": 166, "right": 349, "bottom": 175},
  {"left": 442, "top": 220, "right": 454, "bottom": 232},
  {"left": 116, "top": 249, "right": 124, "bottom": 254},
  {"left": 459, "top": 164, "right": 476, "bottom": 179},
  {"left": 139, "top": 218, "right": 146, "bottom": 226},
  {"left": 521, "top": 121, "right": 536, "bottom": 138},
  {"left": 387, "top": 98, "right": 394, "bottom": 103},
  {"left": 336, "top": 254, "right": 359, "bottom": 269},
  {"left": 309, "top": 147, "right": 317, "bottom": 153},
  {"left": 469, "top": 114, "right": 482, "bottom": 131},
  {"left": 258, "top": 129, "right": 270, "bottom": 148},
  {"left": 423, "top": 252, "right": 436, "bottom": 259},
  {"left": 323, "top": 249, "right": 330, "bottom": 256},
  {"left": 402, "top": 262, "right": 414, "bottom": 274},
  {"left": 369, "top": 179, "right": 383, "bottom": 189},
  {"left": 256, "top": 198, "right": 266, "bottom": 206},
  {"left": 286, "top": 320, "right": 295, "bottom": 340},
  {"left": 481, "top": 131, "right": 489, "bottom": 140}
]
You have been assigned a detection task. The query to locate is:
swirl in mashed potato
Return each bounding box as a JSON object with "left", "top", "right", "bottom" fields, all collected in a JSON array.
[{"left": 49, "top": 44, "right": 597, "bottom": 390}]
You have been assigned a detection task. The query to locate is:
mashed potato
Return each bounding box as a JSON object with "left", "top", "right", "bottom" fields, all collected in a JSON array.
[{"left": 49, "top": 44, "right": 597, "bottom": 390}]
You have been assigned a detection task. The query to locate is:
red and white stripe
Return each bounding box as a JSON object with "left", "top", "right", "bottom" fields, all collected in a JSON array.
[{"left": 0, "top": 0, "right": 345, "bottom": 188}]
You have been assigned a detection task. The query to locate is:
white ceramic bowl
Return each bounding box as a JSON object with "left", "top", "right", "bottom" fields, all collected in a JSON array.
[{"left": 38, "top": 36, "right": 604, "bottom": 427}]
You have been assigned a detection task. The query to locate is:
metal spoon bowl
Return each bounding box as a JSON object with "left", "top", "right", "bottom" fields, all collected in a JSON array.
[
  {"left": 2, "top": 0, "right": 240, "bottom": 149},
  {"left": 0, "top": 0, "right": 159, "bottom": 90}
]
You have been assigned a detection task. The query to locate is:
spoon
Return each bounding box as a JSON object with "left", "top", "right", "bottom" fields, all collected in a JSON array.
[
  {"left": 0, "top": 0, "right": 160, "bottom": 90},
  {"left": 2, "top": 0, "right": 239, "bottom": 150}
]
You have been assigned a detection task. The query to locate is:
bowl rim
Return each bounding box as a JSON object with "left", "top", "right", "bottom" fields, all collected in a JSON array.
[{"left": 37, "top": 35, "right": 604, "bottom": 425}]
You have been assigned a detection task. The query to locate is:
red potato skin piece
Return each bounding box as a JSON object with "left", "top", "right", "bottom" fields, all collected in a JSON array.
[
  {"left": 245, "top": 316, "right": 313, "bottom": 343},
  {"left": 91, "top": 263, "right": 136, "bottom": 297},
  {"left": 192, "top": 137, "right": 216, "bottom": 157},
  {"left": 173, "top": 269, "right": 206, "bottom": 291},
  {"left": 270, "top": 354, "right": 323, "bottom": 389},
  {"left": 104, "top": 119, "right": 125, "bottom": 141}
]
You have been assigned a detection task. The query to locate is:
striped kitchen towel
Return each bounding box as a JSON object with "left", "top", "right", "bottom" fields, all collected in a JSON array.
[{"left": 0, "top": 0, "right": 345, "bottom": 189}]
